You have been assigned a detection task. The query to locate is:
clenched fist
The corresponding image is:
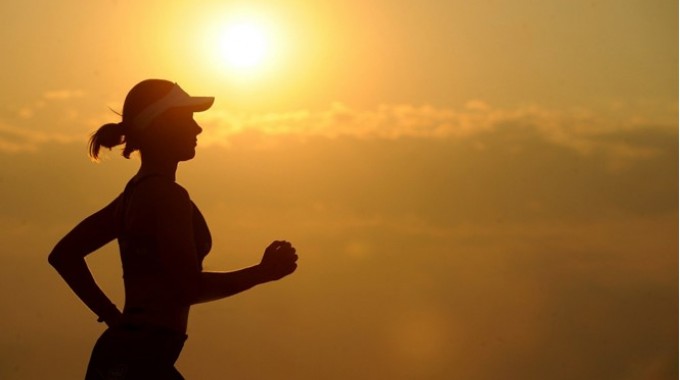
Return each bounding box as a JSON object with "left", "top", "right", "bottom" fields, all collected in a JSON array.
[{"left": 259, "top": 240, "right": 298, "bottom": 281}]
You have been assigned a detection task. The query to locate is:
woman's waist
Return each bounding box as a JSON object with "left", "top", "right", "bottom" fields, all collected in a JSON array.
[{"left": 122, "top": 302, "right": 190, "bottom": 334}]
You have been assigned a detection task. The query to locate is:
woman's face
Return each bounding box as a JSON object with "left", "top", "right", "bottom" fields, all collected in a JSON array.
[{"left": 144, "top": 108, "right": 203, "bottom": 162}]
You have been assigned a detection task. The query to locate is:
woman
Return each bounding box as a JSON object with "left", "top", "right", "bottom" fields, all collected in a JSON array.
[{"left": 48, "top": 79, "right": 298, "bottom": 379}]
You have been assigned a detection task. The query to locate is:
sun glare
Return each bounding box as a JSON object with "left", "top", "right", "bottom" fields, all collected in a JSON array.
[
  {"left": 196, "top": 10, "right": 286, "bottom": 83},
  {"left": 217, "top": 21, "right": 269, "bottom": 71}
]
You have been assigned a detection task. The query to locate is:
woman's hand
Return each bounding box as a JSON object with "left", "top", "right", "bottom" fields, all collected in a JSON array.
[
  {"left": 258, "top": 240, "right": 298, "bottom": 281},
  {"left": 101, "top": 309, "right": 124, "bottom": 328}
]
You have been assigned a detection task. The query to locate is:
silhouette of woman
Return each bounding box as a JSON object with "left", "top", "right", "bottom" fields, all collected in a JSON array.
[{"left": 48, "top": 79, "right": 298, "bottom": 379}]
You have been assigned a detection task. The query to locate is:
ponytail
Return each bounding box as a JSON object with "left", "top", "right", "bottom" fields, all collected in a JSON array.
[{"left": 88, "top": 122, "right": 125, "bottom": 160}]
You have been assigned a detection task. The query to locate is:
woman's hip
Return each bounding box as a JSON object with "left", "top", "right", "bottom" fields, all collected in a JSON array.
[{"left": 85, "top": 324, "right": 187, "bottom": 379}]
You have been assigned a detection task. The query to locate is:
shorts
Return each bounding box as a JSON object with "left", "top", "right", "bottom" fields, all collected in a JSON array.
[{"left": 84, "top": 324, "right": 187, "bottom": 380}]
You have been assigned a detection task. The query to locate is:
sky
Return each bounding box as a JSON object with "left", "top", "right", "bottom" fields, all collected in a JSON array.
[{"left": 0, "top": 0, "right": 677, "bottom": 379}]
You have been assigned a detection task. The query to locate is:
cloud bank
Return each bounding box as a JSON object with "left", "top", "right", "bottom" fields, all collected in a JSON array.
[
  {"left": 1, "top": 98, "right": 676, "bottom": 169},
  {"left": 199, "top": 101, "right": 676, "bottom": 162}
]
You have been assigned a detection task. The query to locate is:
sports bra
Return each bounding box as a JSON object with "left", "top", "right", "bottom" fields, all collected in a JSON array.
[{"left": 117, "top": 174, "right": 212, "bottom": 278}]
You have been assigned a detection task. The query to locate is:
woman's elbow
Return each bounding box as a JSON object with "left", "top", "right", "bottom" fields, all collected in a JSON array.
[
  {"left": 48, "top": 244, "right": 61, "bottom": 265},
  {"left": 184, "top": 274, "right": 211, "bottom": 305},
  {"left": 48, "top": 248, "right": 66, "bottom": 269},
  {"left": 48, "top": 243, "right": 74, "bottom": 269}
]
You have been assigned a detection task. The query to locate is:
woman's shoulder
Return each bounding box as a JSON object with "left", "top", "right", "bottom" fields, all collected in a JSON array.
[{"left": 130, "top": 175, "right": 191, "bottom": 209}]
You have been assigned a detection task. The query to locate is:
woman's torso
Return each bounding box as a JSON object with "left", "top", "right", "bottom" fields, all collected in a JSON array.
[{"left": 116, "top": 174, "right": 211, "bottom": 333}]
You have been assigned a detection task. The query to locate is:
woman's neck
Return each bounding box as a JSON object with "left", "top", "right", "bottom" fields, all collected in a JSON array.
[{"left": 137, "top": 155, "right": 179, "bottom": 182}]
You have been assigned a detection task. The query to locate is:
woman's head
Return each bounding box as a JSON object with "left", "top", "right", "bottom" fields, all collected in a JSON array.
[{"left": 89, "top": 79, "right": 213, "bottom": 161}]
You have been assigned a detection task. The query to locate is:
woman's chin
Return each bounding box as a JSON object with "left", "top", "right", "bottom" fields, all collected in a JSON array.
[{"left": 178, "top": 149, "right": 196, "bottom": 161}]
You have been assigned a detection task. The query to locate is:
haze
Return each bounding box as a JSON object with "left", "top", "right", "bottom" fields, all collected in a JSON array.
[{"left": 0, "top": 1, "right": 677, "bottom": 379}]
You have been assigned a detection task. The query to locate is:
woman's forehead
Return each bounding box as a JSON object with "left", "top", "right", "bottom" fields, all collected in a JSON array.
[{"left": 164, "top": 107, "right": 196, "bottom": 118}]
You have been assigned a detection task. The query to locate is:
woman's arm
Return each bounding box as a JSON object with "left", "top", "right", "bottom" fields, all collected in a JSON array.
[
  {"left": 48, "top": 197, "right": 122, "bottom": 326},
  {"left": 150, "top": 180, "right": 298, "bottom": 306},
  {"left": 193, "top": 240, "right": 298, "bottom": 305}
]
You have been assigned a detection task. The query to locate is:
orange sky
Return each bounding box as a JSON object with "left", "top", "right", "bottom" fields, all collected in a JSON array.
[{"left": 0, "top": 1, "right": 677, "bottom": 379}]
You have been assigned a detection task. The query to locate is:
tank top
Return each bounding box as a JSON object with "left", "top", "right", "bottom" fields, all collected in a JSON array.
[{"left": 116, "top": 174, "right": 212, "bottom": 315}]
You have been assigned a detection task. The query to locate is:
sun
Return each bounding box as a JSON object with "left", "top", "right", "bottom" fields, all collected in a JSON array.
[
  {"left": 196, "top": 10, "right": 285, "bottom": 82},
  {"left": 217, "top": 21, "right": 270, "bottom": 71}
]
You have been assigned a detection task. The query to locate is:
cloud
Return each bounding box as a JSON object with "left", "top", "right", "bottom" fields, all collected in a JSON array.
[
  {"left": 0, "top": 88, "right": 98, "bottom": 153},
  {"left": 0, "top": 121, "right": 81, "bottom": 153},
  {"left": 201, "top": 102, "right": 653, "bottom": 141},
  {"left": 42, "top": 89, "right": 85, "bottom": 100},
  {"left": 1, "top": 98, "right": 676, "bottom": 166},
  {"left": 197, "top": 102, "right": 676, "bottom": 168}
]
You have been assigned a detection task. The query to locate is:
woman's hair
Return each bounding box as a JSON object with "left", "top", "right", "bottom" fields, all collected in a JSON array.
[
  {"left": 88, "top": 121, "right": 139, "bottom": 160},
  {"left": 88, "top": 79, "right": 176, "bottom": 161}
]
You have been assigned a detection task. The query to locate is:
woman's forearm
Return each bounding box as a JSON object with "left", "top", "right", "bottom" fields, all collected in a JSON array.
[
  {"left": 47, "top": 200, "right": 121, "bottom": 324},
  {"left": 192, "top": 241, "right": 299, "bottom": 304},
  {"left": 48, "top": 255, "right": 120, "bottom": 323},
  {"left": 193, "top": 265, "right": 270, "bottom": 305}
]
